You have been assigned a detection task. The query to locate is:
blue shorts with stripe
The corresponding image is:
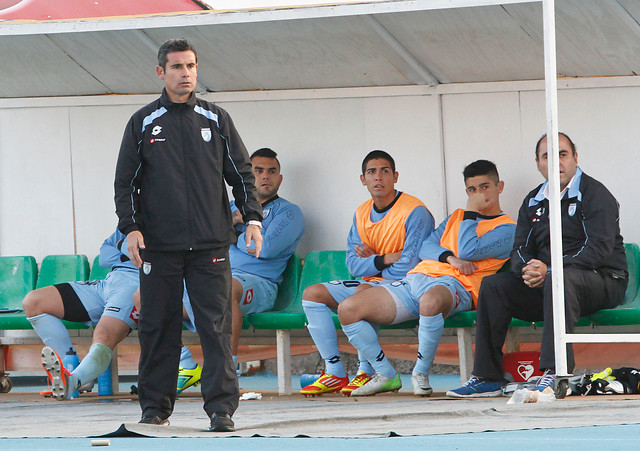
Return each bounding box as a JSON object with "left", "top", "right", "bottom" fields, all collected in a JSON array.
[{"left": 67, "top": 268, "right": 140, "bottom": 329}]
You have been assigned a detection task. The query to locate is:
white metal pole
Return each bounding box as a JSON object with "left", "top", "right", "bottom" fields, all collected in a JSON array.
[{"left": 542, "top": 0, "right": 569, "bottom": 376}]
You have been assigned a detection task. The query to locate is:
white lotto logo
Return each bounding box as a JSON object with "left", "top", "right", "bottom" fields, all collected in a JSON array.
[
  {"left": 151, "top": 125, "right": 162, "bottom": 136},
  {"left": 201, "top": 127, "right": 212, "bottom": 142}
]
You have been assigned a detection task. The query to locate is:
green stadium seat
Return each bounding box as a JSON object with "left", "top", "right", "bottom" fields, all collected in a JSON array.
[
  {"left": 248, "top": 253, "right": 304, "bottom": 329},
  {"left": 0, "top": 256, "right": 37, "bottom": 311},
  {"left": 89, "top": 255, "right": 112, "bottom": 281},
  {"left": 36, "top": 254, "right": 90, "bottom": 289}
]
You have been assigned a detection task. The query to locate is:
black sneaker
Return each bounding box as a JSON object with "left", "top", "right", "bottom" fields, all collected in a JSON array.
[
  {"left": 209, "top": 412, "right": 235, "bottom": 432},
  {"left": 139, "top": 415, "right": 169, "bottom": 426}
]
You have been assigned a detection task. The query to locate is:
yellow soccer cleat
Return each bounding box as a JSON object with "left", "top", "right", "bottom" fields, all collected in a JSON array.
[
  {"left": 300, "top": 372, "right": 349, "bottom": 397},
  {"left": 177, "top": 364, "right": 202, "bottom": 394},
  {"left": 341, "top": 370, "right": 372, "bottom": 397}
]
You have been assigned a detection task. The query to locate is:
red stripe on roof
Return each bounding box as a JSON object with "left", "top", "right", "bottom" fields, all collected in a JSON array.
[{"left": 0, "top": 0, "right": 207, "bottom": 21}]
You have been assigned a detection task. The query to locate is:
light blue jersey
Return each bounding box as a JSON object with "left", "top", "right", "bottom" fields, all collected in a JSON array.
[{"left": 230, "top": 196, "right": 305, "bottom": 283}]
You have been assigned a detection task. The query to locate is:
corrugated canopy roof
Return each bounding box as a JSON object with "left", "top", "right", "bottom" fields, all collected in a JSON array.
[{"left": 1, "top": 0, "right": 640, "bottom": 98}]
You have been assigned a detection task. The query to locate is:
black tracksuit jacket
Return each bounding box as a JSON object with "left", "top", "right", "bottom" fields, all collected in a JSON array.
[
  {"left": 511, "top": 169, "right": 627, "bottom": 280},
  {"left": 114, "top": 90, "right": 262, "bottom": 251}
]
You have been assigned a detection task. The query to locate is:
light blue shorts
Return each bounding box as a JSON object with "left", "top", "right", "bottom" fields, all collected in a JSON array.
[
  {"left": 383, "top": 273, "right": 472, "bottom": 320},
  {"left": 322, "top": 279, "right": 392, "bottom": 306},
  {"left": 69, "top": 268, "right": 140, "bottom": 329},
  {"left": 182, "top": 270, "right": 278, "bottom": 332}
]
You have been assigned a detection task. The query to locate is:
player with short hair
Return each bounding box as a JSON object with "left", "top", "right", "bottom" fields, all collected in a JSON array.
[
  {"left": 23, "top": 229, "right": 139, "bottom": 400},
  {"left": 164, "top": 148, "right": 304, "bottom": 393},
  {"left": 338, "top": 159, "right": 516, "bottom": 396},
  {"left": 300, "top": 150, "right": 435, "bottom": 396}
]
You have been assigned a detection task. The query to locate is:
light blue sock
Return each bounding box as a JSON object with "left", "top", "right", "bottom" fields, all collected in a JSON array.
[
  {"left": 180, "top": 346, "right": 198, "bottom": 370},
  {"left": 343, "top": 321, "right": 396, "bottom": 379},
  {"left": 72, "top": 343, "right": 112, "bottom": 389},
  {"left": 27, "top": 313, "right": 74, "bottom": 357},
  {"left": 303, "top": 300, "right": 345, "bottom": 377},
  {"left": 413, "top": 314, "right": 444, "bottom": 375},
  {"left": 356, "top": 324, "right": 377, "bottom": 375}
]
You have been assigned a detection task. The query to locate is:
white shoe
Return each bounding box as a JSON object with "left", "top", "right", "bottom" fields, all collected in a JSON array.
[
  {"left": 351, "top": 373, "right": 401, "bottom": 396},
  {"left": 411, "top": 372, "right": 433, "bottom": 397}
]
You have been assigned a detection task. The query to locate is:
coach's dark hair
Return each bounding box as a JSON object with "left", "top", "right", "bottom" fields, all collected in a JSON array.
[
  {"left": 463, "top": 159, "right": 500, "bottom": 183},
  {"left": 251, "top": 148, "right": 280, "bottom": 169},
  {"left": 158, "top": 39, "right": 197, "bottom": 69},
  {"left": 361, "top": 150, "right": 396, "bottom": 174},
  {"left": 535, "top": 132, "right": 576, "bottom": 159}
]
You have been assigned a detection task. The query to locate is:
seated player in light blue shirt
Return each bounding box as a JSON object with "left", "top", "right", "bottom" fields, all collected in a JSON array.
[
  {"left": 23, "top": 229, "right": 139, "bottom": 400},
  {"left": 177, "top": 148, "right": 305, "bottom": 393}
]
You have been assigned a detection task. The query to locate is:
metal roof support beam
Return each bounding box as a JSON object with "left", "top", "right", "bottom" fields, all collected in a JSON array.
[{"left": 363, "top": 14, "right": 439, "bottom": 86}]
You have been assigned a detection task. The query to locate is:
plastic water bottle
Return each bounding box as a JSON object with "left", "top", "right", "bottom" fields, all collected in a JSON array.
[
  {"left": 300, "top": 373, "right": 322, "bottom": 389},
  {"left": 98, "top": 362, "right": 113, "bottom": 396},
  {"left": 63, "top": 348, "right": 80, "bottom": 398}
]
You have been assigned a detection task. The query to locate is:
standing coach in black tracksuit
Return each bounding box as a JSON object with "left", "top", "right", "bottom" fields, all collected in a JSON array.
[
  {"left": 114, "top": 39, "right": 262, "bottom": 431},
  {"left": 447, "top": 132, "right": 628, "bottom": 398}
]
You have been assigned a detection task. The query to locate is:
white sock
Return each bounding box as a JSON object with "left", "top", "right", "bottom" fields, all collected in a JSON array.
[{"left": 72, "top": 343, "right": 112, "bottom": 388}]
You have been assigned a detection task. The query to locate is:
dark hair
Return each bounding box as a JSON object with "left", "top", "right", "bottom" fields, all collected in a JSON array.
[
  {"left": 361, "top": 150, "right": 395, "bottom": 174},
  {"left": 250, "top": 147, "right": 280, "bottom": 169},
  {"left": 158, "top": 39, "right": 197, "bottom": 69},
  {"left": 535, "top": 132, "right": 576, "bottom": 159},
  {"left": 463, "top": 159, "right": 500, "bottom": 183}
]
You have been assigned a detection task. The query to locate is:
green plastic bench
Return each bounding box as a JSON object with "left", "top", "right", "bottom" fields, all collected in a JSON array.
[
  {"left": 247, "top": 253, "right": 303, "bottom": 330},
  {"left": 36, "top": 254, "right": 90, "bottom": 289},
  {"left": 0, "top": 256, "right": 38, "bottom": 330},
  {"left": 89, "top": 255, "right": 112, "bottom": 281},
  {"left": 589, "top": 243, "right": 640, "bottom": 326}
]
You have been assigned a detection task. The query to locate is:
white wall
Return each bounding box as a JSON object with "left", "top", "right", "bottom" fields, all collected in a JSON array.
[{"left": 0, "top": 77, "right": 638, "bottom": 264}]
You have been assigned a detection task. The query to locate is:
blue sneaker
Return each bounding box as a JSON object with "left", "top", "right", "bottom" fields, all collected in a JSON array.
[
  {"left": 534, "top": 369, "right": 555, "bottom": 392},
  {"left": 446, "top": 376, "right": 503, "bottom": 398}
]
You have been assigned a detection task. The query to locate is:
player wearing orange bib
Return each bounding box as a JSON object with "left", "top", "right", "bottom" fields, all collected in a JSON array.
[
  {"left": 338, "top": 160, "right": 516, "bottom": 396},
  {"left": 300, "top": 150, "right": 434, "bottom": 396}
]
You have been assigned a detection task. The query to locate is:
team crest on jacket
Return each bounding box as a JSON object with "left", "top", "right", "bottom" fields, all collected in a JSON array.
[
  {"left": 201, "top": 127, "right": 212, "bottom": 142},
  {"left": 143, "top": 262, "right": 151, "bottom": 275},
  {"left": 568, "top": 203, "right": 577, "bottom": 216},
  {"left": 263, "top": 208, "right": 271, "bottom": 219}
]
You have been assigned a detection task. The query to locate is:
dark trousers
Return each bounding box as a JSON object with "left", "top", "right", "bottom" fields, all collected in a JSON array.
[
  {"left": 473, "top": 268, "right": 627, "bottom": 381},
  {"left": 138, "top": 248, "right": 238, "bottom": 420}
]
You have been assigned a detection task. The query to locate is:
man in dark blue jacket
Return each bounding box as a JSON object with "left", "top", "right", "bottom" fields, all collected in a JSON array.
[
  {"left": 114, "top": 39, "right": 262, "bottom": 431},
  {"left": 448, "top": 132, "right": 628, "bottom": 398}
]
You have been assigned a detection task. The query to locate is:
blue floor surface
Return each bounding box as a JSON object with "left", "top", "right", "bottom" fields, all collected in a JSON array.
[{"left": 2, "top": 424, "right": 639, "bottom": 450}]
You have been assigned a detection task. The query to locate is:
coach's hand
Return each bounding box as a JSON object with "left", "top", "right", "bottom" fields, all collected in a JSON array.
[
  {"left": 126, "top": 230, "right": 145, "bottom": 268},
  {"left": 246, "top": 224, "right": 263, "bottom": 258}
]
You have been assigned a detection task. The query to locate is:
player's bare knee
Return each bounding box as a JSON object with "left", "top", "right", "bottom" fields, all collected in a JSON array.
[
  {"left": 302, "top": 284, "right": 330, "bottom": 304},
  {"left": 337, "top": 300, "right": 359, "bottom": 325},
  {"left": 419, "top": 292, "right": 445, "bottom": 317},
  {"left": 22, "top": 290, "right": 45, "bottom": 316}
]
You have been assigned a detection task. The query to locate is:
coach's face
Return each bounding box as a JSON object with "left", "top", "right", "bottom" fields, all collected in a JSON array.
[
  {"left": 536, "top": 134, "right": 578, "bottom": 191},
  {"left": 157, "top": 50, "right": 198, "bottom": 103}
]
